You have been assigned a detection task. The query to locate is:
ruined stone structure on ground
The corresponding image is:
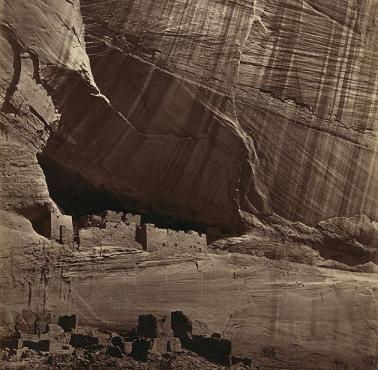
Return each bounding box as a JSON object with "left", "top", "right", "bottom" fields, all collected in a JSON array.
[
  {"left": 156, "top": 315, "right": 173, "bottom": 338},
  {"left": 58, "top": 315, "right": 77, "bottom": 333},
  {"left": 15, "top": 309, "right": 51, "bottom": 336},
  {"left": 133, "top": 313, "right": 183, "bottom": 357},
  {"left": 69, "top": 333, "right": 99, "bottom": 349},
  {"left": 1, "top": 310, "right": 78, "bottom": 355},
  {"left": 137, "top": 314, "right": 158, "bottom": 338},
  {"left": 151, "top": 337, "right": 181, "bottom": 354}
]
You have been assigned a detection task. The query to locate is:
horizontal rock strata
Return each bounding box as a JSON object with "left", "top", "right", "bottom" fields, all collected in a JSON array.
[
  {"left": 77, "top": 0, "right": 378, "bottom": 225},
  {"left": 0, "top": 1, "right": 377, "bottom": 370},
  {"left": 0, "top": 215, "right": 377, "bottom": 369}
]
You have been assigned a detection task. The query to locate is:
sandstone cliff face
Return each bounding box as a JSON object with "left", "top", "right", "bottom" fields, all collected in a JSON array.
[
  {"left": 0, "top": 1, "right": 378, "bottom": 369},
  {"left": 69, "top": 0, "right": 377, "bottom": 227},
  {"left": 2, "top": 0, "right": 376, "bottom": 230},
  {"left": 0, "top": 221, "right": 377, "bottom": 370},
  {"left": 0, "top": 0, "right": 92, "bottom": 221}
]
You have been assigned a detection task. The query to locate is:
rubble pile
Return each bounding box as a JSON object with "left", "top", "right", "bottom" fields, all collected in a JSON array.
[{"left": 0, "top": 309, "right": 250, "bottom": 369}]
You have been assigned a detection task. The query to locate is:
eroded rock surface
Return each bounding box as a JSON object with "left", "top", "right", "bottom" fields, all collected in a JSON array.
[
  {"left": 74, "top": 0, "right": 378, "bottom": 226},
  {"left": 1, "top": 0, "right": 377, "bottom": 229},
  {"left": 0, "top": 0, "right": 92, "bottom": 223},
  {"left": 0, "top": 1, "right": 378, "bottom": 370},
  {"left": 0, "top": 219, "right": 377, "bottom": 369}
]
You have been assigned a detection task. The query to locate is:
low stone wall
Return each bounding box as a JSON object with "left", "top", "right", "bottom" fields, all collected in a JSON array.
[
  {"left": 78, "top": 214, "right": 206, "bottom": 253},
  {"left": 15, "top": 309, "right": 51, "bottom": 335},
  {"left": 79, "top": 222, "right": 140, "bottom": 250},
  {"left": 136, "top": 224, "right": 168, "bottom": 252},
  {"left": 35, "top": 205, "right": 74, "bottom": 246},
  {"left": 167, "top": 230, "right": 206, "bottom": 251},
  {"left": 124, "top": 213, "right": 141, "bottom": 227},
  {"left": 104, "top": 211, "right": 123, "bottom": 223},
  {"left": 103, "top": 211, "right": 142, "bottom": 226},
  {"left": 137, "top": 224, "right": 207, "bottom": 252}
]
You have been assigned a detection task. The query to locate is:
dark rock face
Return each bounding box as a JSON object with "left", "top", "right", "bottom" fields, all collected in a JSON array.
[
  {"left": 1, "top": 0, "right": 377, "bottom": 231},
  {"left": 75, "top": 0, "right": 377, "bottom": 227},
  {"left": 42, "top": 61, "right": 265, "bottom": 231}
]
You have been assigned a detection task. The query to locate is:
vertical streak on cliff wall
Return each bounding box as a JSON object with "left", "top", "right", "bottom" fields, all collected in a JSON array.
[
  {"left": 1, "top": 0, "right": 377, "bottom": 232},
  {"left": 0, "top": 0, "right": 99, "bottom": 335},
  {"left": 0, "top": 0, "right": 95, "bottom": 217},
  {"left": 235, "top": 0, "right": 378, "bottom": 223},
  {"left": 75, "top": 0, "right": 378, "bottom": 227}
]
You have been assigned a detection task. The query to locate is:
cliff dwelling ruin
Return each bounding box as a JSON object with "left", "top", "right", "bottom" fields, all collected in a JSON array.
[
  {"left": 28, "top": 206, "right": 209, "bottom": 254},
  {"left": 1, "top": 0, "right": 378, "bottom": 369}
]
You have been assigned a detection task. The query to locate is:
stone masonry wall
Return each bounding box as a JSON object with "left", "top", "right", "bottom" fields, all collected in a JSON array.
[
  {"left": 79, "top": 221, "right": 140, "bottom": 250},
  {"left": 50, "top": 206, "right": 73, "bottom": 246},
  {"left": 137, "top": 224, "right": 207, "bottom": 252},
  {"left": 167, "top": 230, "right": 206, "bottom": 252},
  {"left": 137, "top": 224, "right": 168, "bottom": 252}
]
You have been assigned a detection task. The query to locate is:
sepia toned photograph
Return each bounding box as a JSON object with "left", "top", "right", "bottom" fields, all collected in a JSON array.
[{"left": 0, "top": 1, "right": 377, "bottom": 369}]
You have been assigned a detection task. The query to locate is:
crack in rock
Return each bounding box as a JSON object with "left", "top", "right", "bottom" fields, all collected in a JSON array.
[{"left": 1, "top": 24, "right": 23, "bottom": 113}]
